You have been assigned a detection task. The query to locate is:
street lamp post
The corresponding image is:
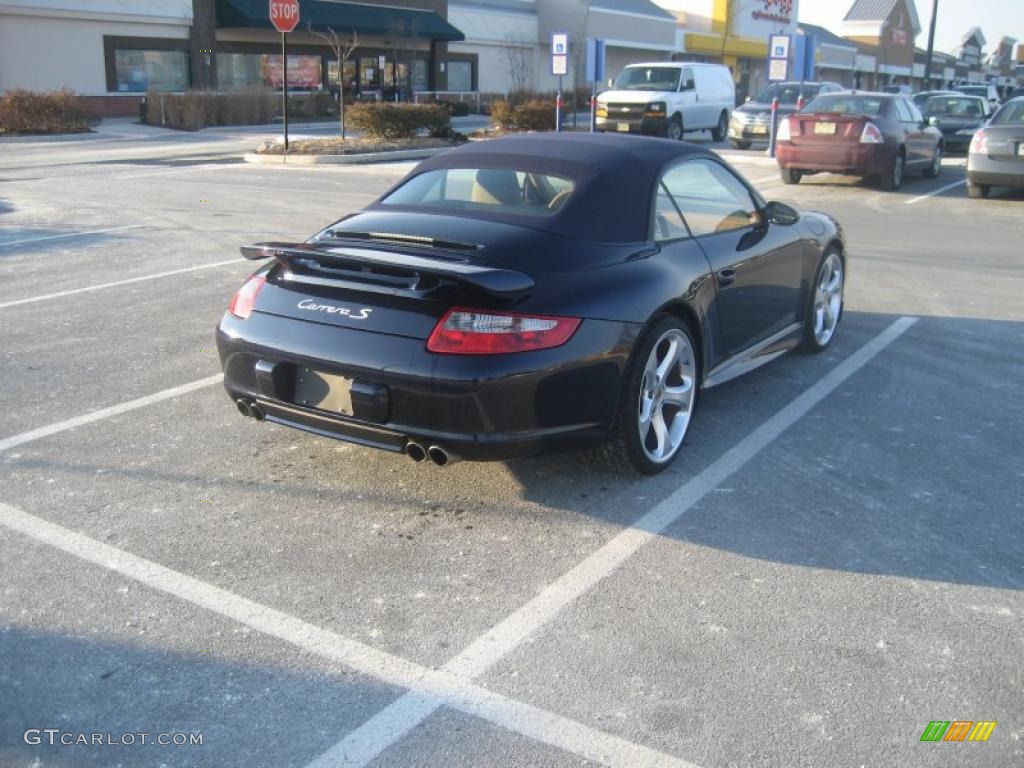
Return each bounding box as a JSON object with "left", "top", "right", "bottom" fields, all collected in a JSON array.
[{"left": 923, "top": 0, "right": 939, "bottom": 86}]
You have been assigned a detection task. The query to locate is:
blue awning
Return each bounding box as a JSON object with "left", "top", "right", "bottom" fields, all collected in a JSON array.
[{"left": 216, "top": 0, "right": 465, "bottom": 42}]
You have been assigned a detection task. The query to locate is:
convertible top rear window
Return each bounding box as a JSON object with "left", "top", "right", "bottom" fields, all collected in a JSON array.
[{"left": 381, "top": 168, "right": 574, "bottom": 216}]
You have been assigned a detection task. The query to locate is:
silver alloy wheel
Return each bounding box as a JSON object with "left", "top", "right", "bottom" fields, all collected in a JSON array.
[
  {"left": 637, "top": 329, "right": 696, "bottom": 464},
  {"left": 813, "top": 252, "right": 844, "bottom": 346},
  {"left": 930, "top": 145, "right": 942, "bottom": 175},
  {"left": 668, "top": 118, "right": 683, "bottom": 141}
]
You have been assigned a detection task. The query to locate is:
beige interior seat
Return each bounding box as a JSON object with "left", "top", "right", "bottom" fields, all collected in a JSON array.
[{"left": 471, "top": 169, "right": 522, "bottom": 206}]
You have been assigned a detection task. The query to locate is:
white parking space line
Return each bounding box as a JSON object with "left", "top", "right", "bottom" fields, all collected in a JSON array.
[
  {"left": 0, "top": 258, "right": 246, "bottom": 310},
  {"left": 0, "top": 501, "right": 698, "bottom": 768},
  {"left": 309, "top": 315, "right": 918, "bottom": 767},
  {"left": 0, "top": 374, "right": 224, "bottom": 453},
  {"left": 0, "top": 224, "right": 145, "bottom": 248},
  {"left": 905, "top": 179, "right": 966, "bottom": 204}
]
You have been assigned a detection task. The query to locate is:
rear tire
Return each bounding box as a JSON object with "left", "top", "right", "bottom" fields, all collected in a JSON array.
[
  {"left": 923, "top": 143, "right": 942, "bottom": 178},
  {"left": 711, "top": 111, "right": 728, "bottom": 141},
  {"left": 967, "top": 181, "right": 990, "bottom": 199},
  {"left": 583, "top": 315, "right": 699, "bottom": 474},
  {"left": 730, "top": 138, "right": 752, "bottom": 150},
  {"left": 880, "top": 150, "right": 905, "bottom": 191},
  {"left": 780, "top": 168, "right": 802, "bottom": 185},
  {"left": 667, "top": 115, "right": 684, "bottom": 141}
]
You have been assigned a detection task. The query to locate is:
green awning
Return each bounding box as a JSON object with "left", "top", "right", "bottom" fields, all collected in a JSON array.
[{"left": 216, "top": 0, "right": 465, "bottom": 42}]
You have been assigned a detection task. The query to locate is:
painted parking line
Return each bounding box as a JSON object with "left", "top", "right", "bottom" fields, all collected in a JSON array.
[
  {"left": 0, "top": 374, "right": 224, "bottom": 453},
  {"left": 309, "top": 315, "right": 919, "bottom": 767},
  {"left": 0, "top": 258, "right": 247, "bottom": 310},
  {"left": 905, "top": 179, "right": 966, "bottom": 204},
  {"left": 0, "top": 224, "right": 145, "bottom": 248},
  {"left": 0, "top": 501, "right": 698, "bottom": 768}
]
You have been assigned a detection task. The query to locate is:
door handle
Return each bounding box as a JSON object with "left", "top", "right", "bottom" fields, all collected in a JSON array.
[{"left": 717, "top": 268, "right": 736, "bottom": 287}]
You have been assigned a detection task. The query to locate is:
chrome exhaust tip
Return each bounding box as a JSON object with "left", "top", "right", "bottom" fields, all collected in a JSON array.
[
  {"left": 236, "top": 399, "right": 252, "bottom": 418},
  {"left": 249, "top": 403, "right": 265, "bottom": 421},
  {"left": 427, "top": 445, "right": 459, "bottom": 466},
  {"left": 406, "top": 441, "right": 427, "bottom": 463}
]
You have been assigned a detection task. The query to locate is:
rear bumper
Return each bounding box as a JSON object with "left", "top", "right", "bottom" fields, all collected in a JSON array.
[
  {"left": 776, "top": 142, "right": 891, "bottom": 175},
  {"left": 967, "top": 154, "right": 1024, "bottom": 188},
  {"left": 217, "top": 311, "right": 639, "bottom": 461}
]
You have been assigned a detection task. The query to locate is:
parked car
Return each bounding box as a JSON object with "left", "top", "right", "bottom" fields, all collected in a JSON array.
[
  {"left": 218, "top": 134, "right": 846, "bottom": 473},
  {"left": 775, "top": 91, "right": 943, "bottom": 190},
  {"left": 595, "top": 62, "right": 735, "bottom": 141},
  {"left": 912, "top": 89, "right": 960, "bottom": 109},
  {"left": 954, "top": 84, "right": 1001, "bottom": 111},
  {"left": 727, "top": 81, "right": 843, "bottom": 149},
  {"left": 920, "top": 94, "right": 990, "bottom": 154},
  {"left": 882, "top": 84, "right": 913, "bottom": 96},
  {"left": 966, "top": 96, "right": 1024, "bottom": 198}
]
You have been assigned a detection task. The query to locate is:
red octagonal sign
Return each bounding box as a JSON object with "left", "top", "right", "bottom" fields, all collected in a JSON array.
[{"left": 269, "top": 0, "right": 299, "bottom": 33}]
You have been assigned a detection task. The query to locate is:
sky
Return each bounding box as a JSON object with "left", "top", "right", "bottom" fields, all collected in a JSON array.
[{"left": 797, "top": 0, "right": 1024, "bottom": 56}]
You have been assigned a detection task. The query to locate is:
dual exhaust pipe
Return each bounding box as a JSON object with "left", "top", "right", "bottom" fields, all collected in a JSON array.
[
  {"left": 237, "top": 400, "right": 456, "bottom": 466},
  {"left": 406, "top": 440, "right": 459, "bottom": 467},
  {"left": 235, "top": 398, "right": 264, "bottom": 421}
]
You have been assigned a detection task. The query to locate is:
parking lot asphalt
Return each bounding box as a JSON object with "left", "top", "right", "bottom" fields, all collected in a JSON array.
[{"left": 1, "top": 132, "right": 1022, "bottom": 768}]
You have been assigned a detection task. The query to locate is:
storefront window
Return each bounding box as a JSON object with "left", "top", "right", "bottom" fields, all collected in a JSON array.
[
  {"left": 360, "top": 57, "right": 381, "bottom": 90},
  {"left": 327, "top": 59, "right": 358, "bottom": 93},
  {"left": 447, "top": 60, "right": 473, "bottom": 92},
  {"left": 217, "top": 53, "right": 322, "bottom": 90},
  {"left": 114, "top": 49, "right": 188, "bottom": 92}
]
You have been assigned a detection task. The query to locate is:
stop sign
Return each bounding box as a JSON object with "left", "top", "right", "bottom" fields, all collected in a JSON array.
[{"left": 269, "top": 0, "right": 299, "bottom": 33}]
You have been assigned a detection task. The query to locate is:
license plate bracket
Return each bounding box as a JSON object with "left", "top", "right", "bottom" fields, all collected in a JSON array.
[
  {"left": 1017, "top": 143, "right": 1024, "bottom": 157},
  {"left": 815, "top": 122, "right": 836, "bottom": 135},
  {"left": 751, "top": 124, "right": 768, "bottom": 135},
  {"left": 294, "top": 367, "right": 354, "bottom": 415},
  {"left": 617, "top": 122, "right": 631, "bottom": 132}
]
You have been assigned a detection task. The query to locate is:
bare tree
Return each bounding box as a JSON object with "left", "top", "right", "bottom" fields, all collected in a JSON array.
[
  {"left": 501, "top": 34, "right": 533, "bottom": 94},
  {"left": 310, "top": 25, "right": 359, "bottom": 139}
]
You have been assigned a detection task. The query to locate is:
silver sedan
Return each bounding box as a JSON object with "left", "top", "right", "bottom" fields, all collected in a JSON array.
[{"left": 967, "top": 96, "right": 1024, "bottom": 199}]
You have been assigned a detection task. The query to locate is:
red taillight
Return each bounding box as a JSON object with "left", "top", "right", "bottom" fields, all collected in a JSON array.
[
  {"left": 970, "top": 128, "right": 988, "bottom": 155},
  {"left": 427, "top": 308, "right": 581, "bottom": 355},
  {"left": 776, "top": 116, "right": 792, "bottom": 142},
  {"left": 860, "top": 122, "right": 884, "bottom": 144},
  {"left": 227, "top": 276, "right": 265, "bottom": 319}
]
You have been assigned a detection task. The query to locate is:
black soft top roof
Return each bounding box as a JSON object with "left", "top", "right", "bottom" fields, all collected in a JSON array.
[{"left": 370, "top": 133, "right": 717, "bottom": 243}]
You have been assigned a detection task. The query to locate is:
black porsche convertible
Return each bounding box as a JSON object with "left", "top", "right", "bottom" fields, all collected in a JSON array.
[{"left": 217, "top": 134, "right": 845, "bottom": 473}]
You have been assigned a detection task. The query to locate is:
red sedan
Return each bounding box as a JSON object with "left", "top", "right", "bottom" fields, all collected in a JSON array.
[{"left": 775, "top": 92, "right": 943, "bottom": 190}]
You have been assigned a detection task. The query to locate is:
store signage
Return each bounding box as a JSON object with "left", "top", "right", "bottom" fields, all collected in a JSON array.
[
  {"left": 753, "top": 0, "right": 793, "bottom": 25},
  {"left": 767, "top": 33, "right": 791, "bottom": 82}
]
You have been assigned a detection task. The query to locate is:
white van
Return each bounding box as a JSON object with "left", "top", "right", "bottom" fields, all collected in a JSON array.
[{"left": 595, "top": 62, "right": 735, "bottom": 141}]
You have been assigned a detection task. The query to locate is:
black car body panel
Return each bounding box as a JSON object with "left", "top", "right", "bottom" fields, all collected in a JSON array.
[{"left": 216, "top": 133, "right": 844, "bottom": 462}]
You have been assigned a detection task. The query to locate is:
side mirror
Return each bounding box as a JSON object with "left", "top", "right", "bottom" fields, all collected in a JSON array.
[
  {"left": 744, "top": 96, "right": 752, "bottom": 103},
  {"left": 764, "top": 200, "right": 799, "bottom": 226},
  {"left": 927, "top": 116, "right": 940, "bottom": 127}
]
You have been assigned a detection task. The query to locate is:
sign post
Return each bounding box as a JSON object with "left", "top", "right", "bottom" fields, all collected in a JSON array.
[
  {"left": 767, "top": 33, "right": 791, "bottom": 158},
  {"left": 551, "top": 32, "right": 568, "bottom": 133},
  {"left": 585, "top": 37, "right": 606, "bottom": 133},
  {"left": 269, "top": 0, "right": 300, "bottom": 150}
]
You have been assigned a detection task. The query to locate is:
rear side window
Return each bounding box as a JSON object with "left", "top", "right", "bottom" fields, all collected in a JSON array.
[
  {"left": 895, "top": 99, "right": 914, "bottom": 123},
  {"left": 381, "top": 168, "right": 574, "bottom": 216},
  {"left": 802, "top": 94, "right": 885, "bottom": 116}
]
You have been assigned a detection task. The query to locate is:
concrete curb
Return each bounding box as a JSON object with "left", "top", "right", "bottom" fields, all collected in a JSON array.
[{"left": 243, "top": 146, "right": 453, "bottom": 165}]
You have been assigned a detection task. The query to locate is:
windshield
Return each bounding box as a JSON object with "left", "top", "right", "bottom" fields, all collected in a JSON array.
[
  {"left": 613, "top": 67, "right": 680, "bottom": 92},
  {"left": 801, "top": 94, "right": 885, "bottom": 116},
  {"left": 380, "top": 168, "right": 575, "bottom": 216},
  {"left": 991, "top": 100, "right": 1024, "bottom": 124},
  {"left": 923, "top": 96, "right": 985, "bottom": 118},
  {"left": 751, "top": 84, "right": 823, "bottom": 104}
]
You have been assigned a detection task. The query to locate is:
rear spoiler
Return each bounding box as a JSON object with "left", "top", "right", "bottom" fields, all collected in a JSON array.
[{"left": 240, "top": 242, "right": 533, "bottom": 298}]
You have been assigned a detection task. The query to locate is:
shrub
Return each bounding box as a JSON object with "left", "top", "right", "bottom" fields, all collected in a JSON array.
[
  {"left": 490, "top": 98, "right": 557, "bottom": 132},
  {"left": 0, "top": 89, "right": 91, "bottom": 134},
  {"left": 144, "top": 89, "right": 277, "bottom": 129},
  {"left": 346, "top": 102, "right": 449, "bottom": 139}
]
